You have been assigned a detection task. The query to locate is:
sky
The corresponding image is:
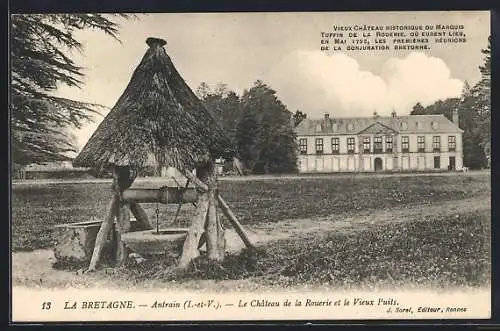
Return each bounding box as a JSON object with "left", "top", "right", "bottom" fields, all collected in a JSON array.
[{"left": 51, "top": 11, "right": 491, "bottom": 151}]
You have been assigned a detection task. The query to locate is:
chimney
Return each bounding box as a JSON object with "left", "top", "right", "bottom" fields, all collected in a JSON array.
[
  {"left": 452, "top": 108, "right": 459, "bottom": 126},
  {"left": 324, "top": 113, "right": 330, "bottom": 120},
  {"left": 290, "top": 116, "right": 296, "bottom": 128}
]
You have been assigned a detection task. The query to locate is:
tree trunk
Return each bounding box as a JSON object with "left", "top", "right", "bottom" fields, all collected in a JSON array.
[
  {"left": 177, "top": 164, "right": 210, "bottom": 271},
  {"left": 130, "top": 202, "right": 153, "bottom": 230},
  {"left": 205, "top": 162, "right": 225, "bottom": 262}
]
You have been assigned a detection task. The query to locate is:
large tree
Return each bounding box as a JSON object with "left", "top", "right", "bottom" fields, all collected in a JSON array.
[
  {"left": 472, "top": 36, "right": 491, "bottom": 166},
  {"left": 410, "top": 78, "right": 488, "bottom": 169},
  {"left": 197, "top": 82, "right": 242, "bottom": 146},
  {"left": 237, "top": 80, "right": 298, "bottom": 174},
  {"left": 11, "top": 14, "right": 133, "bottom": 165},
  {"left": 459, "top": 81, "right": 488, "bottom": 169}
]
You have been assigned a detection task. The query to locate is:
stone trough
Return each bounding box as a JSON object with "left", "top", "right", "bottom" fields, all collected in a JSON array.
[{"left": 53, "top": 219, "right": 140, "bottom": 263}]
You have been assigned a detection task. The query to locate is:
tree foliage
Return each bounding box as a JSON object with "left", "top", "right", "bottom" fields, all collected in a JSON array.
[
  {"left": 472, "top": 36, "right": 491, "bottom": 165},
  {"left": 411, "top": 102, "right": 425, "bottom": 115},
  {"left": 198, "top": 80, "right": 298, "bottom": 174},
  {"left": 237, "top": 81, "right": 297, "bottom": 174},
  {"left": 410, "top": 91, "right": 486, "bottom": 169},
  {"left": 293, "top": 110, "right": 307, "bottom": 127},
  {"left": 11, "top": 14, "right": 133, "bottom": 165},
  {"left": 198, "top": 82, "right": 242, "bottom": 146},
  {"left": 409, "top": 37, "right": 491, "bottom": 169}
]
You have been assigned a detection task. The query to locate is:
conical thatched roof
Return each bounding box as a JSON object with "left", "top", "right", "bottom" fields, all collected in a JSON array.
[{"left": 73, "top": 37, "right": 232, "bottom": 174}]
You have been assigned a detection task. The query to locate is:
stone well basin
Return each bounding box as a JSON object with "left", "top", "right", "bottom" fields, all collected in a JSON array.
[{"left": 121, "top": 228, "right": 189, "bottom": 256}]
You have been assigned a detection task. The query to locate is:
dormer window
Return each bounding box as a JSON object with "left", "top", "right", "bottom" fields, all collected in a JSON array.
[
  {"left": 431, "top": 121, "right": 439, "bottom": 130},
  {"left": 347, "top": 122, "right": 354, "bottom": 131},
  {"left": 400, "top": 121, "right": 408, "bottom": 130},
  {"left": 416, "top": 121, "right": 422, "bottom": 129},
  {"left": 316, "top": 124, "right": 322, "bottom": 132},
  {"left": 332, "top": 123, "right": 338, "bottom": 131}
]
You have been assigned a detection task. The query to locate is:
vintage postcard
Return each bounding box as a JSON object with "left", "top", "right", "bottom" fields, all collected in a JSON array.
[{"left": 10, "top": 11, "right": 491, "bottom": 322}]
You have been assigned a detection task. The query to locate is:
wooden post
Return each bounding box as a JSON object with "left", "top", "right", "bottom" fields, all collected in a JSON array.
[
  {"left": 86, "top": 196, "right": 119, "bottom": 272},
  {"left": 183, "top": 170, "right": 254, "bottom": 249},
  {"left": 177, "top": 165, "right": 210, "bottom": 271},
  {"left": 130, "top": 202, "right": 153, "bottom": 230},
  {"left": 113, "top": 166, "right": 134, "bottom": 267},
  {"left": 85, "top": 165, "right": 135, "bottom": 272},
  {"left": 115, "top": 203, "right": 131, "bottom": 267},
  {"left": 205, "top": 161, "right": 225, "bottom": 262},
  {"left": 217, "top": 196, "right": 254, "bottom": 249}
]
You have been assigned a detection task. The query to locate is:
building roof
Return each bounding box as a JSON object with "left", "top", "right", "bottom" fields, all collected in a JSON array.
[
  {"left": 295, "top": 114, "right": 463, "bottom": 136},
  {"left": 73, "top": 37, "right": 233, "bottom": 174}
]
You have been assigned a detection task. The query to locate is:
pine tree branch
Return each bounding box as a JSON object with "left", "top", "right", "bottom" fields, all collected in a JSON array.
[{"left": 11, "top": 13, "right": 130, "bottom": 165}]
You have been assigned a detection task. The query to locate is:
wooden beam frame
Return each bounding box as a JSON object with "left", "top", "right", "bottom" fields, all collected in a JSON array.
[
  {"left": 183, "top": 170, "right": 254, "bottom": 249},
  {"left": 122, "top": 187, "right": 197, "bottom": 204},
  {"left": 86, "top": 165, "right": 140, "bottom": 272}
]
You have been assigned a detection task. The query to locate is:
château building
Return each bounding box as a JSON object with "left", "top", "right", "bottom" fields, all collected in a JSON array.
[{"left": 294, "top": 110, "right": 463, "bottom": 173}]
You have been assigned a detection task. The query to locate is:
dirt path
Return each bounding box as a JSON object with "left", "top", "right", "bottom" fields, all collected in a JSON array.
[
  {"left": 224, "top": 195, "right": 490, "bottom": 252},
  {"left": 12, "top": 195, "right": 490, "bottom": 289}
]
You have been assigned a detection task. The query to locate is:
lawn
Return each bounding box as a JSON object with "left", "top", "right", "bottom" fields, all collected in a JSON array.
[
  {"left": 11, "top": 173, "right": 491, "bottom": 290},
  {"left": 11, "top": 173, "right": 489, "bottom": 252},
  {"left": 110, "top": 208, "right": 490, "bottom": 290}
]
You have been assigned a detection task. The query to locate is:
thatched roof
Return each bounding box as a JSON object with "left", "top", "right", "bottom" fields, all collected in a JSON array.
[{"left": 73, "top": 37, "right": 232, "bottom": 174}]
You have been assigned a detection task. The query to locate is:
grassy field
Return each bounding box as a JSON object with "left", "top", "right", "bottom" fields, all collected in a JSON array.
[
  {"left": 110, "top": 208, "right": 490, "bottom": 290},
  {"left": 12, "top": 173, "right": 488, "bottom": 251},
  {"left": 11, "top": 173, "right": 491, "bottom": 290}
]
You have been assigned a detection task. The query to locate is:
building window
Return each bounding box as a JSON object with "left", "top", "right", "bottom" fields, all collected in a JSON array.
[
  {"left": 417, "top": 136, "right": 425, "bottom": 152},
  {"left": 401, "top": 136, "right": 409, "bottom": 153},
  {"left": 434, "top": 156, "right": 441, "bottom": 169},
  {"left": 299, "top": 138, "right": 307, "bottom": 154},
  {"left": 433, "top": 136, "right": 441, "bottom": 151},
  {"left": 385, "top": 135, "right": 393, "bottom": 153},
  {"left": 363, "top": 136, "right": 371, "bottom": 153},
  {"left": 448, "top": 136, "right": 456, "bottom": 151},
  {"left": 374, "top": 136, "right": 383, "bottom": 153},
  {"left": 347, "top": 137, "right": 355, "bottom": 153},
  {"left": 331, "top": 137, "right": 339, "bottom": 154},
  {"left": 315, "top": 138, "right": 324, "bottom": 154}
]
